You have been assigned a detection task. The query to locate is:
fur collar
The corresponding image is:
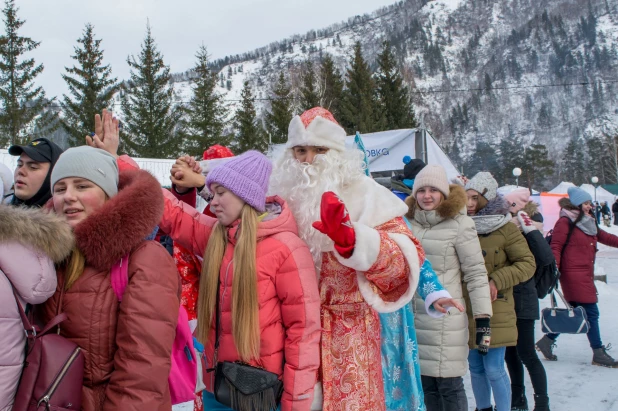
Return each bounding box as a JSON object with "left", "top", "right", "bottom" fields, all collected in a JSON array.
[
  {"left": 0, "top": 205, "right": 74, "bottom": 262},
  {"left": 477, "top": 195, "right": 510, "bottom": 217},
  {"left": 405, "top": 184, "right": 467, "bottom": 221},
  {"left": 522, "top": 201, "right": 539, "bottom": 216},
  {"left": 73, "top": 170, "right": 163, "bottom": 271}
]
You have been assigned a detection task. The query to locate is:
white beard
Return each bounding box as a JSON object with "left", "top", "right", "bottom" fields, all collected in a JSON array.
[{"left": 269, "top": 149, "right": 366, "bottom": 269}]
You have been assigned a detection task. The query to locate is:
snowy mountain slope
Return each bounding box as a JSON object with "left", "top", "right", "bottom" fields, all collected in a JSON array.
[{"left": 160, "top": 0, "right": 618, "bottom": 178}]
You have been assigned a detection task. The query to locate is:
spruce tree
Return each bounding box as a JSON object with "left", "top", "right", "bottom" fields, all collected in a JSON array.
[
  {"left": 497, "top": 128, "right": 525, "bottom": 185},
  {"left": 264, "top": 72, "right": 292, "bottom": 145},
  {"left": 340, "top": 42, "right": 383, "bottom": 134},
  {"left": 320, "top": 54, "right": 344, "bottom": 118},
  {"left": 234, "top": 81, "right": 267, "bottom": 153},
  {"left": 299, "top": 60, "right": 319, "bottom": 111},
  {"left": 375, "top": 41, "right": 417, "bottom": 130},
  {"left": 120, "top": 23, "right": 182, "bottom": 158},
  {"left": 0, "top": 0, "right": 56, "bottom": 146},
  {"left": 562, "top": 139, "right": 586, "bottom": 185},
  {"left": 61, "top": 23, "right": 119, "bottom": 147},
  {"left": 183, "top": 45, "right": 228, "bottom": 154},
  {"left": 523, "top": 144, "right": 554, "bottom": 189}
]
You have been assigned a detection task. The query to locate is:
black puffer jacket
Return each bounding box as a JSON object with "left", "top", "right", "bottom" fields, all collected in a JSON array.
[{"left": 512, "top": 203, "right": 555, "bottom": 320}]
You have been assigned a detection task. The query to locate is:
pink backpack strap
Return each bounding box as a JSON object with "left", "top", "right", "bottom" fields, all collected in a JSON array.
[{"left": 110, "top": 254, "right": 130, "bottom": 302}]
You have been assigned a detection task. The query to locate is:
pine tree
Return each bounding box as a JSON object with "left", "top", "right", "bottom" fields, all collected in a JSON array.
[
  {"left": 264, "top": 72, "right": 292, "bottom": 145},
  {"left": 562, "top": 139, "right": 586, "bottom": 184},
  {"left": 497, "top": 129, "right": 525, "bottom": 185},
  {"left": 60, "top": 23, "right": 119, "bottom": 147},
  {"left": 464, "top": 140, "right": 501, "bottom": 179},
  {"left": 299, "top": 60, "right": 319, "bottom": 111},
  {"left": 234, "top": 81, "right": 266, "bottom": 153},
  {"left": 320, "top": 54, "right": 344, "bottom": 117},
  {"left": 340, "top": 42, "right": 383, "bottom": 134},
  {"left": 0, "top": 0, "right": 56, "bottom": 146},
  {"left": 523, "top": 144, "right": 554, "bottom": 189},
  {"left": 183, "top": 45, "right": 228, "bottom": 154},
  {"left": 375, "top": 41, "right": 417, "bottom": 130},
  {"left": 120, "top": 23, "right": 182, "bottom": 158}
]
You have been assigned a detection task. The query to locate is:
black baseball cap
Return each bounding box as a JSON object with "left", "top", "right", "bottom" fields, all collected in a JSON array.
[{"left": 8, "top": 138, "right": 61, "bottom": 163}]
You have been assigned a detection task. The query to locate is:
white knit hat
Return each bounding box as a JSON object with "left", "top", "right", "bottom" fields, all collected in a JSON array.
[
  {"left": 412, "top": 165, "right": 450, "bottom": 198},
  {"left": 465, "top": 172, "right": 498, "bottom": 201},
  {"left": 286, "top": 107, "right": 346, "bottom": 152}
]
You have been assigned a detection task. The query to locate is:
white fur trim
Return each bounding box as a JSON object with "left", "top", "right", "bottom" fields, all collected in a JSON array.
[
  {"left": 286, "top": 115, "right": 346, "bottom": 152},
  {"left": 423, "top": 290, "right": 451, "bottom": 319},
  {"left": 353, "top": 232, "right": 421, "bottom": 314},
  {"left": 310, "top": 382, "right": 323, "bottom": 410},
  {"left": 334, "top": 222, "right": 380, "bottom": 271},
  {"left": 341, "top": 176, "right": 409, "bottom": 228}
]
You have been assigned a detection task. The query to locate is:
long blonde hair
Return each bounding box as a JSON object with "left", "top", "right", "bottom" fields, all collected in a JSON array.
[
  {"left": 63, "top": 247, "right": 86, "bottom": 290},
  {"left": 197, "top": 204, "right": 261, "bottom": 362}
]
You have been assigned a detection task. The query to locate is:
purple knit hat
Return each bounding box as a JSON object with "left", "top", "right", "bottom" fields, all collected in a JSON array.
[{"left": 206, "top": 150, "right": 272, "bottom": 212}]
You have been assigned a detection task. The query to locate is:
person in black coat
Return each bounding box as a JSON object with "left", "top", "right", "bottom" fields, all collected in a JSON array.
[
  {"left": 613, "top": 199, "right": 618, "bottom": 225},
  {"left": 503, "top": 189, "right": 551, "bottom": 411}
]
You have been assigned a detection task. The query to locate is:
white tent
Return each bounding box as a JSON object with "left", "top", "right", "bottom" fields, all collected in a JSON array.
[
  {"left": 548, "top": 181, "right": 576, "bottom": 194},
  {"left": 579, "top": 184, "right": 616, "bottom": 204},
  {"left": 269, "top": 128, "right": 461, "bottom": 179}
]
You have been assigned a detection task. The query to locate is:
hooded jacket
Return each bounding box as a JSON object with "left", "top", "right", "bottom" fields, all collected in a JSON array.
[
  {"left": 406, "top": 185, "right": 492, "bottom": 378},
  {"left": 38, "top": 170, "right": 180, "bottom": 411},
  {"left": 0, "top": 206, "right": 73, "bottom": 411},
  {"left": 158, "top": 191, "right": 321, "bottom": 411},
  {"left": 465, "top": 195, "right": 535, "bottom": 348},
  {"left": 552, "top": 197, "right": 618, "bottom": 303}
]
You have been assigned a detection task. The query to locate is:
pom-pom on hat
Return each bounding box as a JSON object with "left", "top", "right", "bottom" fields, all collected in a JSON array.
[
  {"left": 412, "top": 164, "right": 450, "bottom": 198},
  {"left": 206, "top": 150, "right": 272, "bottom": 212},
  {"left": 203, "top": 145, "right": 234, "bottom": 161},
  {"left": 465, "top": 172, "right": 498, "bottom": 201},
  {"left": 567, "top": 186, "right": 593, "bottom": 207},
  {"left": 286, "top": 107, "right": 347, "bottom": 152},
  {"left": 504, "top": 187, "right": 531, "bottom": 214}
]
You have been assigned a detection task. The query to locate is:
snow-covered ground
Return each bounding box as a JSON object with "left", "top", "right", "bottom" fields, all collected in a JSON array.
[{"left": 463, "top": 223, "right": 618, "bottom": 411}]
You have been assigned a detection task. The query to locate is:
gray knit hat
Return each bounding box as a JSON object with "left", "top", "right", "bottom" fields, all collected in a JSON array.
[
  {"left": 51, "top": 146, "right": 119, "bottom": 198},
  {"left": 412, "top": 165, "right": 450, "bottom": 198},
  {"left": 465, "top": 172, "right": 498, "bottom": 201}
]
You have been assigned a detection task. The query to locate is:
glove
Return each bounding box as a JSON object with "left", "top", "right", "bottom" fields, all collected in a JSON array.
[
  {"left": 475, "top": 318, "right": 491, "bottom": 356},
  {"left": 312, "top": 192, "right": 356, "bottom": 258},
  {"left": 517, "top": 211, "right": 538, "bottom": 235}
]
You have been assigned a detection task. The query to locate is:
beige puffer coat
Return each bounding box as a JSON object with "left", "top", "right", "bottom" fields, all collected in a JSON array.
[{"left": 406, "top": 185, "right": 492, "bottom": 378}]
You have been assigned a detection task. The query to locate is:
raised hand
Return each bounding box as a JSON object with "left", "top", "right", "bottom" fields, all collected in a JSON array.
[
  {"left": 170, "top": 156, "right": 205, "bottom": 189},
  {"left": 86, "top": 109, "right": 119, "bottom": 158},
  {"left": 312, "top": 192, "right": 356, "bottom": 258}
]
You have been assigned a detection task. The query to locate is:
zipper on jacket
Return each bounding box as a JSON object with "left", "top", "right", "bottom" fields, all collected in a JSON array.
[{"left": 37, "top": 346, "right": 82, "bottom": 408}]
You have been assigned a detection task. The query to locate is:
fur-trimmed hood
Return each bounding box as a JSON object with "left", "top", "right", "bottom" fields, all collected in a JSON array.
[
  {"left": 0, "top": 205, "right": 74, "bottom": 262},
  {"left": 558, "top": 197, "right": 580, "bottom": 211},
  {"left": 73, "top": 169, "right": 163, "bottom": 271},
  {"left": 522, "top": 201, "right": 539, "bottom": 216},
  {"left": 405, "top": 184, "right": 467, "bottom": 221},
  {"left": 477, "top": 194, "right": 510, "bottom": 216}
]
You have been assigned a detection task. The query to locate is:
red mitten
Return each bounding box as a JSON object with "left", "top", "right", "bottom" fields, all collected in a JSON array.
[{"left": 312, "top": 192, "right": 356, "bottom": 258}]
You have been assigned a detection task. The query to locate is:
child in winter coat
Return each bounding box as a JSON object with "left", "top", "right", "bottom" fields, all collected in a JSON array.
[
  {"left": 38, "top": 146, "right": 181, "bottom": 411},
  {"left": 536, "top": 187, "right": 618, "bottom": 368},
  {"left": 0, "top": 205, "right": 73, "bottom": 411},
  {"left": 405, "top": 165, "right": 492, "bottom": 411},
  {"left": 160, "top": 151, "right": 321, "bottom": 411},
  {"left": 465, "top": 172, "right": 535, "bottom": 411},
  {"left": 503, "top": 188, "right": 552, "bottom": 411}
]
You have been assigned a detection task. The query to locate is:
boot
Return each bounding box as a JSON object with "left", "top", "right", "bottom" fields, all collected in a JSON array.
[
  {"left": 535, "top": 336, "right": 557, "bottom": 361},
  {"left": 592, "top": 344, "right": 618, "bottom": 368},
  {"left": 511, "top": 385, "right": 528, "bottom": 410},
  {"left": 533, "top": 394, "right": 550, "bottom": 411}
]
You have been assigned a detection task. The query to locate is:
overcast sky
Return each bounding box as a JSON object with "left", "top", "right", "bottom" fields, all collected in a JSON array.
[{"left": 16, "top": 0, "right": 396, "bottom": 99}]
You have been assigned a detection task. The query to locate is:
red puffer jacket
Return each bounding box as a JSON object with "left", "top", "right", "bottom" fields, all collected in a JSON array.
[
  {"left": 551, "top": 199, "right": 618, "bottom": 303},
  {"left": 39, "top": 170, "right": 181, "bottom": 411},
  {"left": 158, "top": 190, "right": 321, "bottom": 411}
]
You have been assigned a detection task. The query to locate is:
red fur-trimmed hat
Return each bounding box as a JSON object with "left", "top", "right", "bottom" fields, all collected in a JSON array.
[{"left": 286, "top": 107, "right": 347, "bottom": 152}]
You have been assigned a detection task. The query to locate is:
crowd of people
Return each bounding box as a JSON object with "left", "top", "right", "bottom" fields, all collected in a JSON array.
[{"left": 1, "top": 107, "right": 617, "bottom": 411}]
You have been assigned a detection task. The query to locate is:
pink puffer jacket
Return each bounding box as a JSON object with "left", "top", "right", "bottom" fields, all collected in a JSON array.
[
  {"left": 0, "top": 206, "right": 74, "bottom": 411},
  {"left": 159, "top": 191, "right": 321, "bottom": 411}
]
